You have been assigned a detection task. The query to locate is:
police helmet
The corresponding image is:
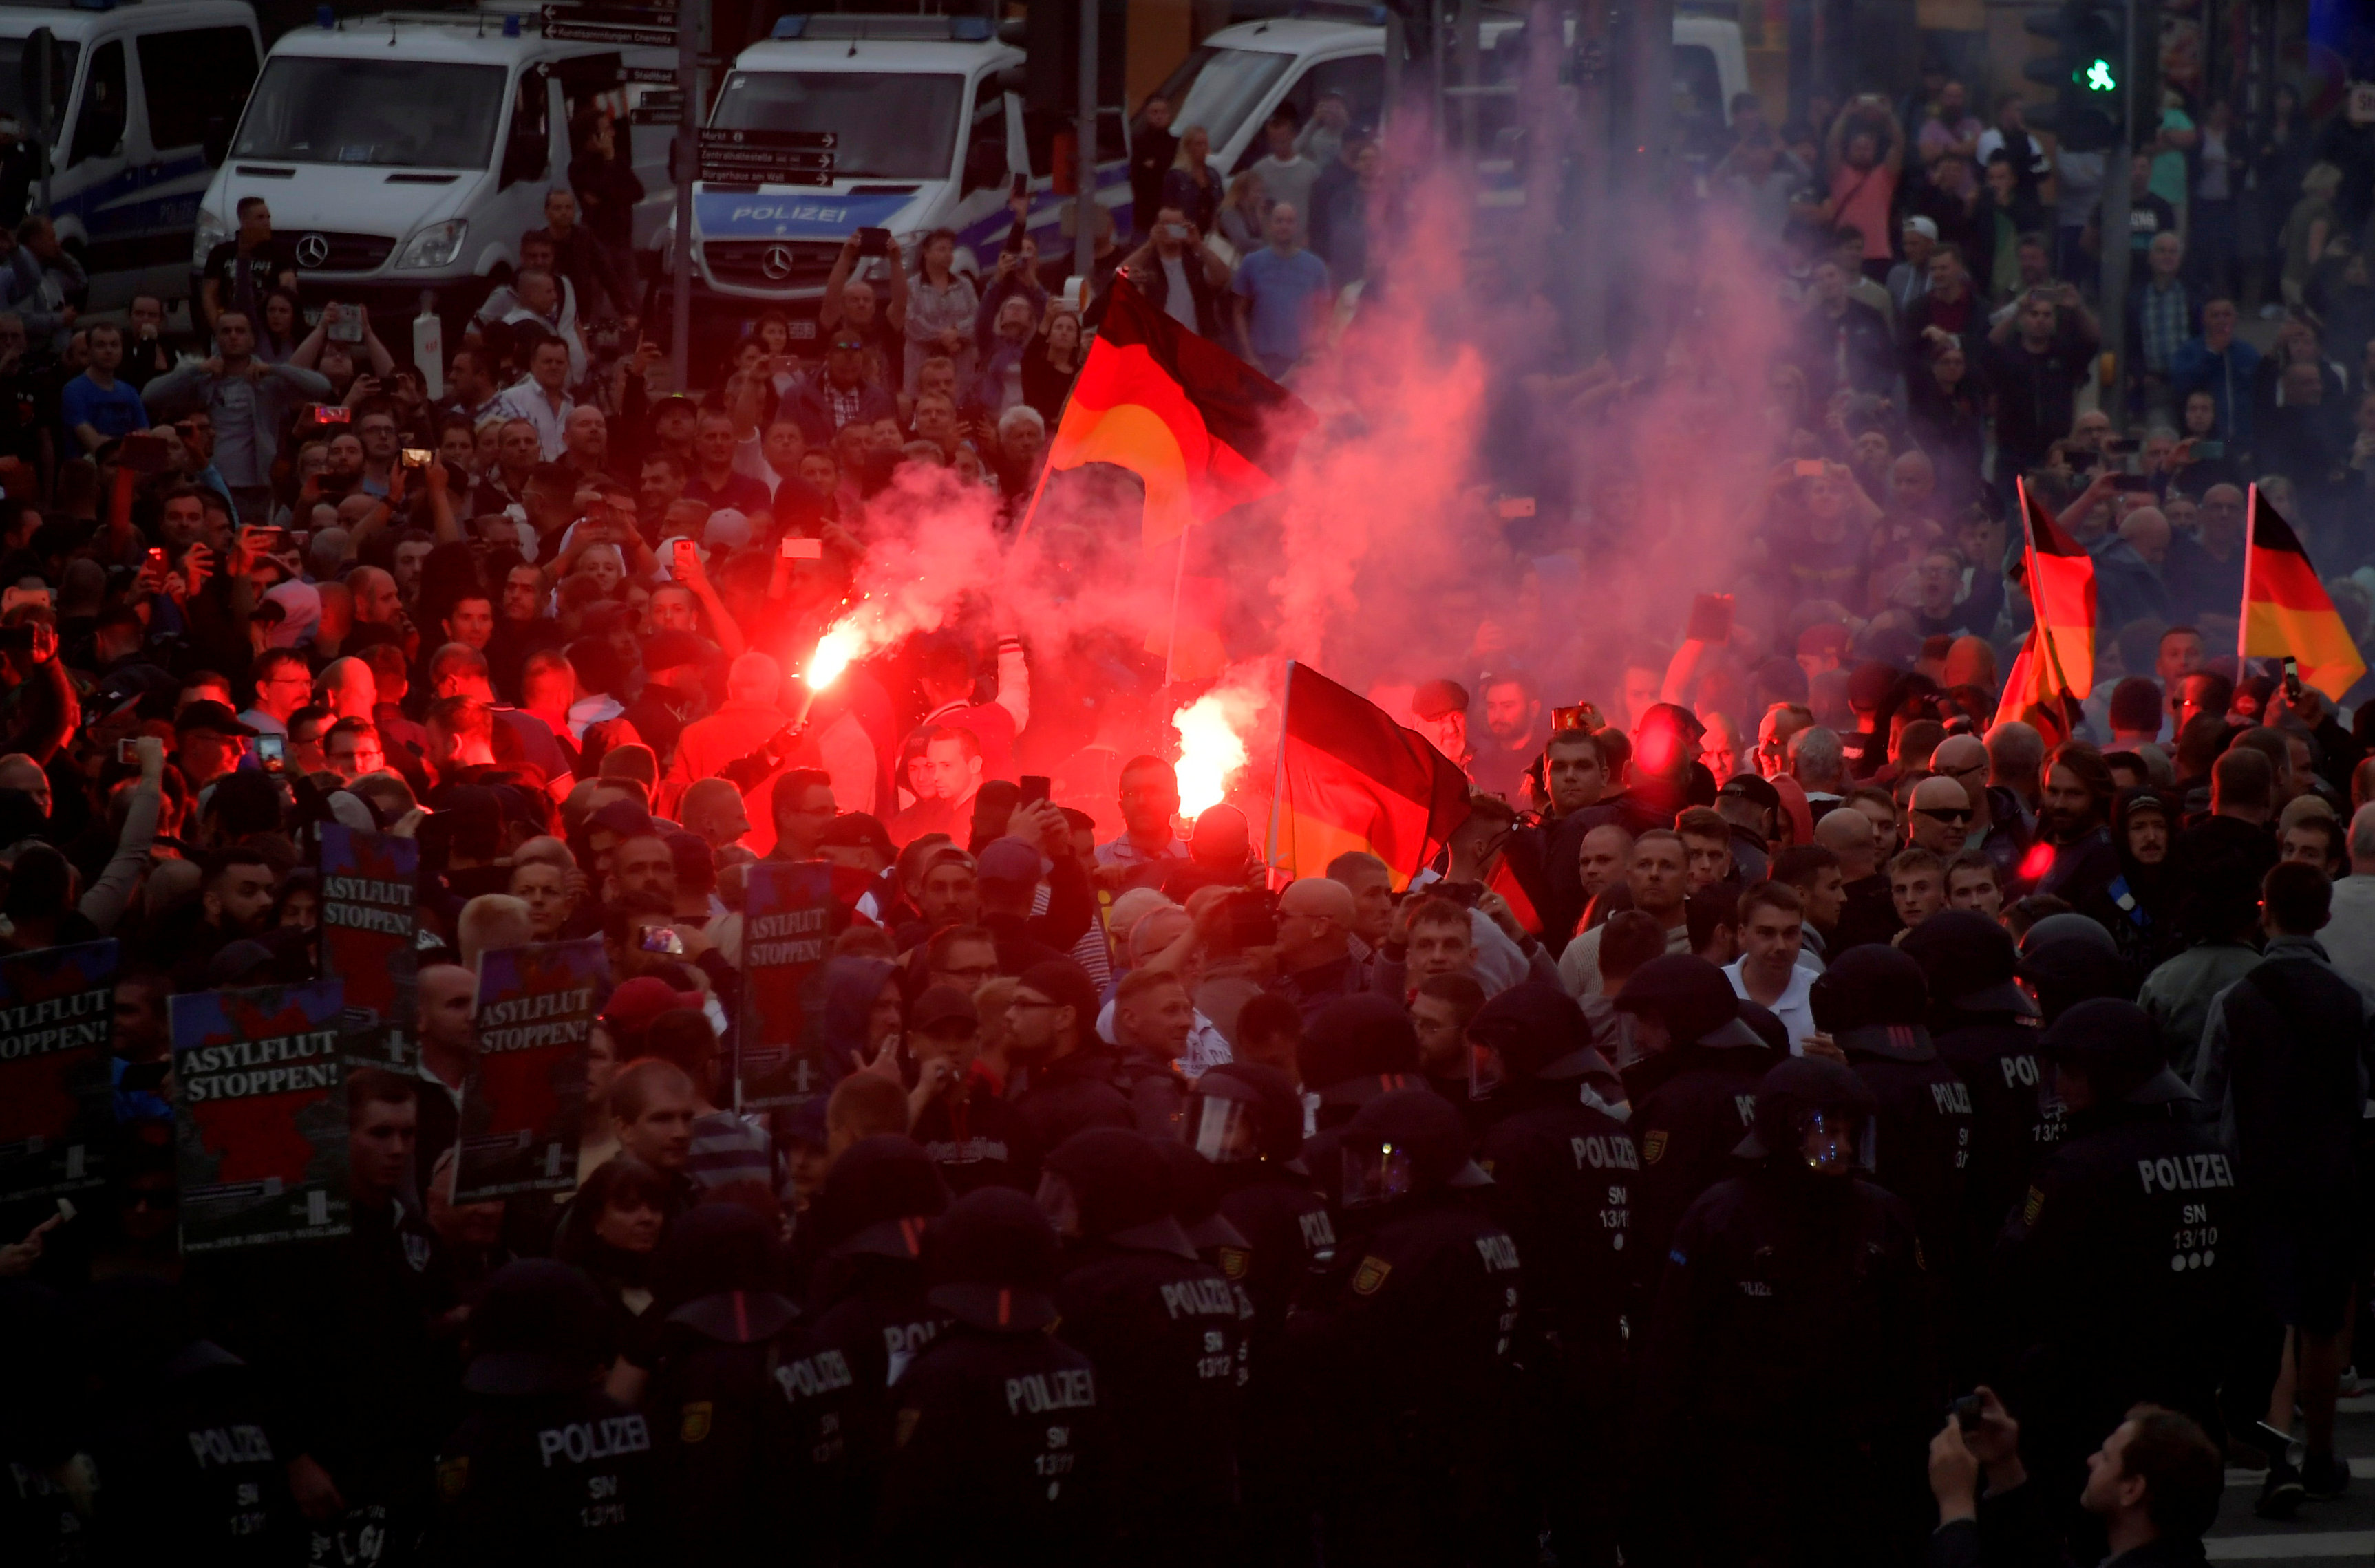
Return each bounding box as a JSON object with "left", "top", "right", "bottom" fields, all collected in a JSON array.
[
  {"left": 655, "top": 1203, "right": 796, "bottom": 1344},
  {"left": 809, "top": 1134, "right": 951, "bottom": 1260},
  {"left": 1299, "top": 994, "right": 1421, "bottom": 1095},
  {"left": 1735, "top": 1055, "right": 1877, "bottom": 1174},
  {"left": 1183, "top": 1061, "right": 1303, "bottom": 1164},
  {"left": 1809, "top": 946, "right": 1935, "bottom": 1061},
  {"left": 2039, "top": 998, "right": 2195, "bottom": 1106},
  {"left": 1039, "top": 1128, "right": 1195, "bottom": 1256},
  {"left": 1466, "top": 982, "right": 1619, "bottom": 1098},
  {"left": 2017, "top": 932, "right": 2133, "bottom": 1026},
  {"left": 924, "top": 1188, "right": 1062, "bottom": 1331},
  {"left": 465, "top": 1260, "right": 613, "bottom": 1395},
  {"left": 1338, "top": 1086, "right": 1489, "bottom": 1207},
  {"left": 1611, "top": 954, "right": 1764, "bottom": 1048},
  {"left": 1899, "top": 910, "right": 2036, "bottom": 1020},
  {"left": 1153, "top": 1139, "right": 1250, "bottom": 1256}
]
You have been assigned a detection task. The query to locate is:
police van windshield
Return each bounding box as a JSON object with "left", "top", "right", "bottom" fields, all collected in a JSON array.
[
  {"left": 233, "top": 56, "right": 508, "bottom": 169},
  {"left": 1142, "top": 45, "right": 1290, "bottom": 154},
  {"left": 712, "top": 71, "right": 963, "bottom": 181},
  {"left": 0, "top": 34, "right": 79, "bottom": 129}
]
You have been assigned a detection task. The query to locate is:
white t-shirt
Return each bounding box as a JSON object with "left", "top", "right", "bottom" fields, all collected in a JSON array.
[
  {"left": 1725, "top": 958, "right": 1818, "bottom": 1053},
  {"left": 1159, "top": 255, "right": 1199, "bottom": 332}
]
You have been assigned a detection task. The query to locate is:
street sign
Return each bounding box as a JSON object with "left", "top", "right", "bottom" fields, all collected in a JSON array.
[
  {"left": 696, "top": 127, "right": 837, "bottom": 186},
  {"left": 542, "top": 4, "right": 677, "bottom": 45},
  {"left": 632, "top": 87, "right": 683, "bottom": 125}
]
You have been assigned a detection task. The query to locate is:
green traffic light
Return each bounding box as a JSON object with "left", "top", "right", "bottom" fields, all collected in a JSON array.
[{"left": 2083, "top": 57, "right": 2116, "bottom": 92}]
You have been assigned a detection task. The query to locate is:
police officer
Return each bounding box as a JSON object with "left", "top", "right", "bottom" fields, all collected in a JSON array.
[
  {"left": 1039, "top": 1128, "right": 1241, "bottom": 1566},
  {"left": 1286, "top": 1088, "right": 1526, "bottom": 1568},
  {"left": 800, "top": 1135, "right": 952, "bottom": 1549},
  {"left": 1467, "top": 982, "right": 1637, "bottom": 1568},
  {"left": 1181, "top": 1062, "right": 1331, "bottom": 1568},
  {"left": 1612, "top": 955, "right": 1780, "bottom": 1267},
  {"left": 427, "top": 1260, "right": 655, "bottom": 1564},
  {"left": 81, "top": 1274, "right": 302, "bottom": 1565},
  {"left": 643, "top": 1205, "right": 853, "bottom": 1562},
  {"left": 1992, "top": 999, "right": 2240, "bottom": 1544},
  {"left": 1637, "top": 1057, "right": 1931, "bottom": 1568},
  {"left": 882, "top": 1187, "right": 1107, "bottom": 1565},
  {"left": 2014, "top": 922, "right": 2133, "bottom": 1025},
  {"left": 1899, "top": 911, "right": 2061, "bottom": 1287},
  {"left": 1154, "top": 1139, "right": 1257, "bottom": 1304},
  {"left": 1299, "top": 994, "right": 1425, "bottom": 1131},
  {"left": 1813, "top": 947, "right": 1974, "bottom": 1282}
]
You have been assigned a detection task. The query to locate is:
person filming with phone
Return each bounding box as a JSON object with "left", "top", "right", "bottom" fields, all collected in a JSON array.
[
  {"left": 143, "top": 312, "right": 332, "bottom": 524},
  {"left": 1117, "top": 204, "right": 1229, "bottom": 338}
]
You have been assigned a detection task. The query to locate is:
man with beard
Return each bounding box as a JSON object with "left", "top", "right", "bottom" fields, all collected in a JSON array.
[
  {"left": 1411, "top": 679, "right": 1473, "bottom": 773},
  {"left": 2034, "top": 742, "right": 2123, "bottom": 927},
  {"left": 1471, "top": 671, "right": 1548, "bottom": 802}
]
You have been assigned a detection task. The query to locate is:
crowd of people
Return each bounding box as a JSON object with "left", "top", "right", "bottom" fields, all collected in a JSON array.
[{"left": 0, "top": 36, "right": 2370, "bottom": 1568}]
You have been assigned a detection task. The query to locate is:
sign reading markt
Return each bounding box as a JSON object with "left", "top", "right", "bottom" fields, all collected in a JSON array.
[{"left": 697, "top": 127, "right": 837, "bottom": 186}]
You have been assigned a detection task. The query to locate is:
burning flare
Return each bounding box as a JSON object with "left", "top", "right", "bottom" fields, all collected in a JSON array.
[
  {"left": 806, "top": 622, "right": 862, "bottom": 690},
  {"left": 1173, "top": 693, "right": 1250, "bottom": 819}
]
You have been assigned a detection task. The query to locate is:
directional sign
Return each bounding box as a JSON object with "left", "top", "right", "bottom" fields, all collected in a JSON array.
[
  {"left": 632, "top": 87, "right": 684, "bottom": 126},
  {"left": 697, "top": 127, "right": 838, "bottom": 186},
  {"left": 542, "top": 4, "right": 677, "bottom": 45}
]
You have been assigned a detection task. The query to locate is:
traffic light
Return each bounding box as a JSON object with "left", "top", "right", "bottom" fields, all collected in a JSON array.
[{"left": 2023, "top": 0, "right": 2123, "bottom": 152}]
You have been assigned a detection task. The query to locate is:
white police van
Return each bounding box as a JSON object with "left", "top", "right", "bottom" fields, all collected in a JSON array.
[
  {"left": 194, "top": 7, "right": 674, "bottom": 326},
  {"left": 0, "top": 0, "right": 262, "bottom": 309},
  {"left": 678, "top": 11, "right": 1129, "bottom": 334}
]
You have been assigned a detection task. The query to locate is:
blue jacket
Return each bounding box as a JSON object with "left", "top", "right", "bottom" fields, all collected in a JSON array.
[{"left": 2169, "top": 334, "right": 2263, "bottom": 443}]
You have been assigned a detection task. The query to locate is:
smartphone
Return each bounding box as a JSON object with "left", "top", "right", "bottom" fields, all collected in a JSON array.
[
  {"left": 290, "top": 530, "right": 310, "bottom": 550},
  {"left": 1687, "top": 592, "right": 1735, "bottom": 643},
  {"left": 118, "top": 432, "right": 173, "bottom": 474},
  {"left": 0, "top": 586, "right": 50, "bottom": 613},
  {"left": 401, "top": 447, "right": 432, "bottom": 469},
  {"left": 780, "top": 535, "right": 823, "bottom": 559},
  {"left": 1010, "top": 171, "right": 1029, "bottom": 199},
  {"left": 1223, "top": 888, "right": 1278, "bottom": 949},
  {"left": 1494, "top": 495, "right": 1536, "bottom": 519},
  {"left": 116, "top": 738, "right": 140, "bottom": 764},
  {"left": 2110, "top": 474, "right": 2155, "bottom": 493},
  {"left": 145, "top": 546, "right": 167, "bottom": 573},
  {"left": 855, "top": 226, "right": 892, "bottom": 258},
  {"left": 328, "top": 304, "right": 364, "bottom": 344},
  {"left": 672, "top": 539, "right": 698, "bottom": 571},
  {"left": 1552, "top": 703, "right": 1598, "bottom": 733},
  {"left": 1019, "top": 774, "right": 1051, "bottom": 807},
  {"left": 2283, "top": 656, "right": 2303, "bottom": 701},
  {"left": 639, "top": 926, "right": 686, "bottom": 955},
  {"left": 1435, "top": 880, "right": 1484, "bottom": 910},
  {"left": 1948, "top": 1393, "right": 1985, "bottom": 1433},
  {"left": 2102, "top": 436, "right": 2140, "bottom": 455},
  {"left": 305, "top": 405, "right": 352, "bottom": 426},
  {"left": 255, "top": 733, "right": 286, "bottom": 773},
  {"left": 1794, "top": 459, "right": 1824, "bottom": 477},
  {"left": 2193, "top": 440, "right": 2225, "bottom": 459}
]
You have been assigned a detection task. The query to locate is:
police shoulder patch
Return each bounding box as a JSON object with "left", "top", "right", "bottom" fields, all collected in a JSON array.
[
  {"left": 2021, "top": 1185, "right": 2045, "bottom": 1227},
  {"left": 894, "top": 1408, "right": 921, "bottom": 1449},
  {"left": 1913, "top": 1236, "right": 1926, "bottom": 1273},
  {"left": 1641, "top": 1130, "right": 1669, "bottom": 1165},
  {"left": 1217, "top": 1245, "right": 1250, "bottom": 1280},
  {"left": 1351, "top": 1255, "right": 1393, "bottom": 1296},
  {"left": 679, "top": 1401, "right": 712, "bottom": 1443},
  {"left": 436, "top": 1455, "right": 469, "bottom": 1500}
]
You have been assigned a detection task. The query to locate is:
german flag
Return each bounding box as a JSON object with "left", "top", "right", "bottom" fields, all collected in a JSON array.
[
  {"left": 1271, "top": 663, "right": 1472, "bottom": 887},
  {"left": 1993, "top": 477, "right": 2096, "bottom": 733},
  {"left": 1033, "top": 274, "right": 1314, "bottom": 548},
  {"left": 2240, "top": 486, "right": 2367, "bottom": 700}
]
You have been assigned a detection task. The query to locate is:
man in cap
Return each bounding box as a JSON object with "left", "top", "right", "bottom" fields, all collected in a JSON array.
[
  {"left": 1714, "top": 772, "right": 1780, "bottom": 882},
  {"left": 1639, "top": 1055, "right": 1929, "bottom": 1566},
  {"left": 904, "top": 984, "right": 1033, "bottom": 1194},
  {"left": 882, "top": 1188, "right": 1106, "bottom": 1562},
  {"left": 1813, "top": 946, "right": 1975, "bottom": 1284},
  {"left": 173, "top": 698, "right": 256, "bottom": 791},
  {"left": 1038, "top": 1128, "right": 1240, "bottom": 1564},
  {"left": 641, "top": 1205, "right": 855, "bottom": 1556},
  {"left": 1288, "top": 1089, "right": 1526, "bottom": 1565},
  {"left": 1993, "top": 999, "right": 2239, "bottom": 1532},
  {"left": 1613, "top": 954, "right": 1781, "bottom": 1264},
  {"left": 2191, "top": 861, "right": 2374, "bottom": 1514},
  {"left": 1411, "top": 678, "right": 1471, "bottom": 772},
  {"left": 973, "top": 822, "right": 1093, "bottom": 975},
  {"left": 1899, "top": 910, "right": 2061, "bottom": 1288},
  {"left": 1467, "top": 984, "right": 1637, "bottom": 1567},
  {"left": 1005, "top": 958, "right": 1136, "bottom": 1152},
  {"left": 787, "top": 327, "right": 897, "bottom": 438},
  {"left": 429, "top": 1259, "right": 656, "bottom": 1560}
]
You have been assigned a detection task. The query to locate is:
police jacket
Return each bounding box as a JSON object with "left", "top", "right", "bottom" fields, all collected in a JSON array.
[
  {"left": 1215, "top": 1163, "right": 1336, "bottom": 1349},
  {"left": 644, "top": 1290, "right": 853, "bottom": 1564},
  {"left": 429, "top": 1389, "right": 656, "bottom": 1565},
  {"left": 881, "top": 1326, "right": 1106, "bottom": 1567},
  {"left": 1639, "top": 1165, "right": 1928, "bottom": 1450},
  {"left": 2197, "top": 936, "right": 2375, "bottom": 1198},
  {"left": 1285, "top": 1191, "right": 1523, "bottom": 1452},
  {"left": 1052, "top": 1225, "right": 1242, "bottom": 1513},
  {"left": 1622, "top": 1037, "right": 1777, "bottom": 1267},
  {"left": 1993, "top": 1104, "right": 2240, "bottom": 1384},
  {"left": 806, "top": 1239, "right": 950, "bottom": 1549},
  {"left": 1934, "top": 1011, "right": 2062, "bottom": 1261},
  {"left": 86, "top": 1340, "right": 301, "bottom": 1566},
  {"left": 1843, "top": 1039, "right": 1974, "bottom": 1275},
  {"left": 1476, "top": 1090, "right": 1639, "bottom": 1380},
  {"left": 909, "top": 1086, "right": 1038, "bottom": 1196}
]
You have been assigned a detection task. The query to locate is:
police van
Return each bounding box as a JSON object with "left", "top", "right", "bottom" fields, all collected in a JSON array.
[
  {"left": 677, "top": 11, "right": 1128, "bottom": 337},
  {"left": 193, "top": 7, "right": 674, "bottom": 326},
  {"left": 1151, "top": 8, "right": 1751, "bottom": 187},
  {"left": 0, "top": 0, "right": 262, "bottom": 309}
]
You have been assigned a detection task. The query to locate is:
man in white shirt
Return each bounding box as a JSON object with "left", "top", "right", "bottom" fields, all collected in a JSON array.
[
  {"left": 1723, "top": 881, "right": 1817, "bottom": 1051},
  {"left": 496, "top": 332, "right": 575, "bottom": 461},
  {"left": 1249, "top": 110, "right": 1321, "bottom": 223},
  {"left": 2319, "top": 804, "right": 2375, "bottom": 991}
]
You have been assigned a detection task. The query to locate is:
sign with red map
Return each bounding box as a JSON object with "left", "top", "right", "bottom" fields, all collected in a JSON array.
[
  {"left": 739, "top": 860, "right": 834, "bottom": 1111},
  {"left": 454, "top": 938, "right": 604, "bottom": 1203},
  {"left": 172, "top": 979, "right": 350, "bottom": 1253},
  {"left": 0, "top": 939, "right": 117, "bottom": 1203},
  {"left": 318, "top": 823, "right": 420, "bottom": 1070}
]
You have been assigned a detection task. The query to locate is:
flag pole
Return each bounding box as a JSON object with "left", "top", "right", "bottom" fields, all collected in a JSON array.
[
  {"left": 1161, "top": 526, "right": 1189, "bottom": 685},
  {"left": 1267, "top": 661, "right": 1294, "bottom": 876},
  {"left": 2236, "top": 484, "right": 2258, "bottom": 669},
  {"left": 2016, "top": 477, "right": 2080, "bottom": 708}
]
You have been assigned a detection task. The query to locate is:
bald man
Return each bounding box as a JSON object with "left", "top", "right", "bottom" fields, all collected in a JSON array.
[
  {"left": 679, "top": 777, "right": 753, "bottom": 850},
  {"left": 2118, "top": 506, "right": 2171, "bottom": 568},
  {"left": 0, "top": 753, "right": 50, "bottom": 819},
  {"left": 349, "top": 566, "right": 401, "bottom": 627},
  {"left": 1270, "top": 877, "right": 1363, "bottom": 1019},
  {"left": 1818, "top": 803, "right": 1902, "bottom": 952},
  {"left": 1906, "top": 775, "right": 1972, "bottom": 857},
  {"left": 413, "top": 963, "right": 478, "bottom": 1192},
  {"left": 315, "top": 656, "right": 377, "bottom": 722}
]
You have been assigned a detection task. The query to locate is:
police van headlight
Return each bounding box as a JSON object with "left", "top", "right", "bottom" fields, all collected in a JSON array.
[
  {"left": 193, "top": 208, "right": 230, "bottom": 270},
  {"left": 395, "top": 220, "right": 469, "bottom": 271}
]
